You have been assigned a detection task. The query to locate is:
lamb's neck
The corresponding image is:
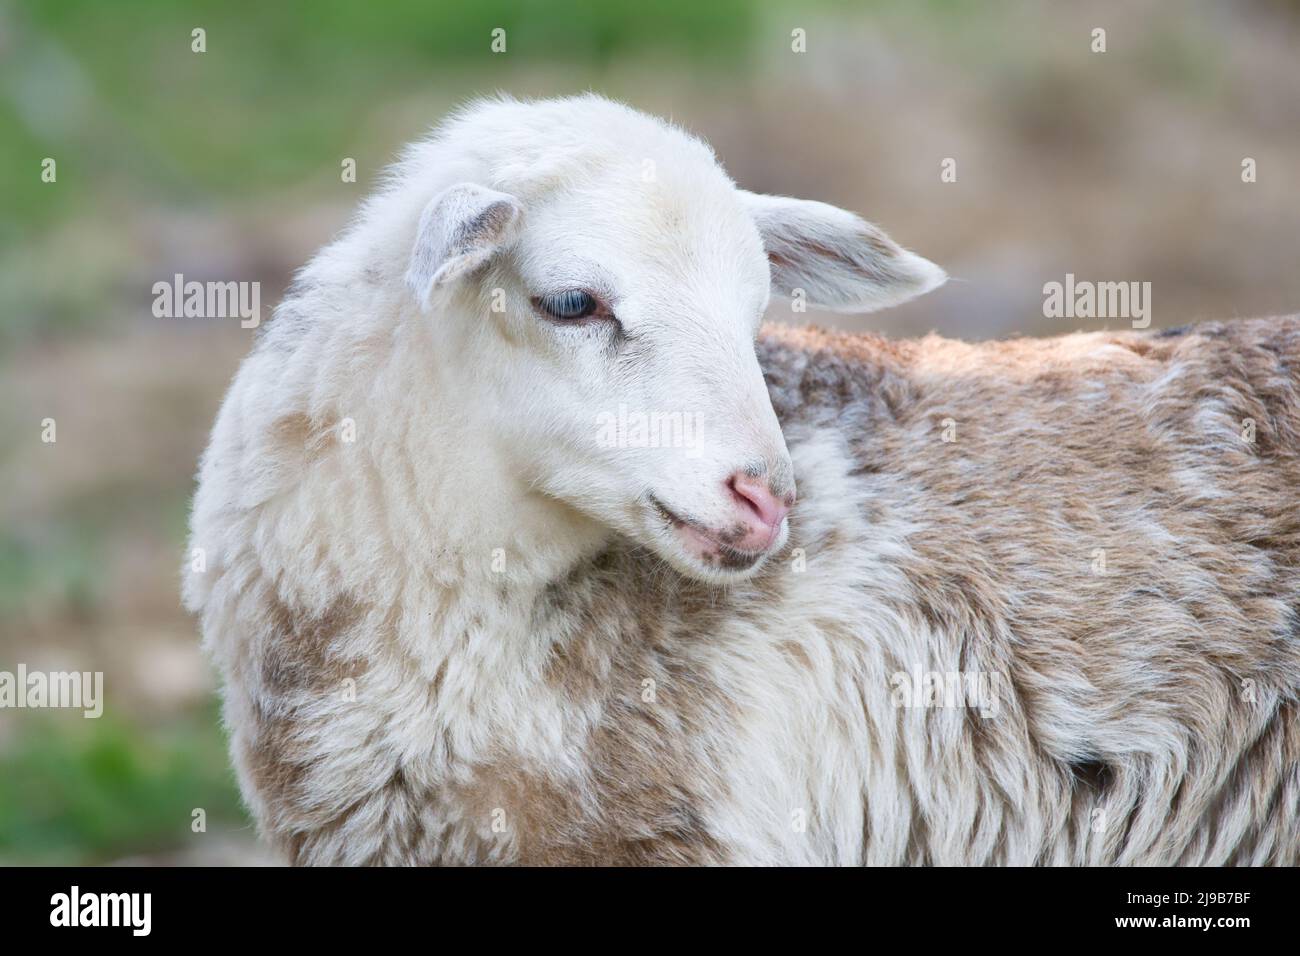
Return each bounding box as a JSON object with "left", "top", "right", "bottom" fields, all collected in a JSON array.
[
  {"left": 358, "top": 300, "right": 612, "bottom": 607},
  {"left": 425, "top": 482, "right": 609, "bottom": 604},
  {"left": 392, "top": 420, "right": 610, "bottom": 608}
]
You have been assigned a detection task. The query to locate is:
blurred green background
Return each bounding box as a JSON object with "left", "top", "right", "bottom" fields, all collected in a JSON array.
[{"left": 2, "top": 0, "right": 1299, "bottom": 863}]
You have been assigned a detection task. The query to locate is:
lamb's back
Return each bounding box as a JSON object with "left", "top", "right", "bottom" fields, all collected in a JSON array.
[{"left": 750, "top": 317, "right": 1300, "bottom": 863}]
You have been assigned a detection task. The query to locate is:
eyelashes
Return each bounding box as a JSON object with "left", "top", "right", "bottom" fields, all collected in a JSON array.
[
  {"left": 532, "top": 289, "right": 616, "bottom": 324},
  {"left": 534, "top": 289, "right": 599, "bottom": 320}
]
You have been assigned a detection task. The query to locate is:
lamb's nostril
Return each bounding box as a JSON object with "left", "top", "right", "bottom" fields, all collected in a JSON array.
[{"left": 727, "top": 472, "right": 790, "bottom": 531}]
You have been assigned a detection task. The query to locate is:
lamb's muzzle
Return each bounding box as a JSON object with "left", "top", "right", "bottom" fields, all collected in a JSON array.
[
  {"left": 650, "top": 466, "right": 792, "bottom": 572},
  {"left": 725, "top": 470, "right": 793, "bottom": 549}
]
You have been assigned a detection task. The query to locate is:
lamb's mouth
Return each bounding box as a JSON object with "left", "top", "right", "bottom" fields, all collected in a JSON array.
[{"left": 647, "top": 495, "right": 768, "bottom": 572}]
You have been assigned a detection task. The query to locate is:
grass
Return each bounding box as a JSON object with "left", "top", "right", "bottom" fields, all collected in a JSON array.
[
  {"left": 0, "top": 0, "right": 780, "bottom": 348},
  {"left": 2, "top": 0, "right": 764, "bottom": 229},
  {"left": 0, "top": 704, "right": 249, "bottom": 864},
  {"left": 0, "top": 525, "right": 101, "bottom": 622}
]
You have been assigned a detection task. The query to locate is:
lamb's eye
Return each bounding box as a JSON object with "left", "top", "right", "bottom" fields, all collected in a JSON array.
[{"left": 534, "top": 290, "right": 600, "bottom": 321}]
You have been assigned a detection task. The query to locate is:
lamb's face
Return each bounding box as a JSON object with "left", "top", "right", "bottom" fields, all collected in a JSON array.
[
  {"left": 498, "top": 169, "right": 796, "bottom": 583},
  {"left": 404, "top": 99, "right": 945, "bottom": 583}
]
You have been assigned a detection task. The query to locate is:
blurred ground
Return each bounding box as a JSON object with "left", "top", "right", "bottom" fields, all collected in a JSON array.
[{"left": 1, "top": 0, "right": 1299, "bottom": 863}]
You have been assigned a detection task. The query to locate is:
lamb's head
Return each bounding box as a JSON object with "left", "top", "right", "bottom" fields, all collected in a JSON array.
[{"left": 396, "top": 96, "right": 944, "bottom": 583}]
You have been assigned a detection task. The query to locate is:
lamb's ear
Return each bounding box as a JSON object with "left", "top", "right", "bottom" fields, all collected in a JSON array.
[
  {"left": 739, "top": 190, "right": 945, "bottom": 313},
  {"left": 406, "top": 183, "right": 524, "bottom": 310}
]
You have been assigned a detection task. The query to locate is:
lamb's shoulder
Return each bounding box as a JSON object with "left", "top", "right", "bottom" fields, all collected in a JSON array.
[
  {"left": 754, "top": 319, "right": 1300, "bottom": 862},
  {"left": 759, "top": 319, "right": 1300, "bottom": 660}
]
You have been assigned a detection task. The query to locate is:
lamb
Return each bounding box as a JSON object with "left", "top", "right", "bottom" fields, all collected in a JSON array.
[{"left": 184, "top": 94, "right": 1300, "bottom": 865}]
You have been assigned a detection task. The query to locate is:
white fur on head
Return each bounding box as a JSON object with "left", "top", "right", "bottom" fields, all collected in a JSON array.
[
  {"left": 384, "top": 96, "right": 944, "bottom": 584},
  {"left": 740, "top": 190, "right": 946, "bottom": 313},
  {"left": 232, "top": 95, "right": 945, "bottom": 588},
  {"left": 406, "top": 182, "right": 524, "bottom": 310}
]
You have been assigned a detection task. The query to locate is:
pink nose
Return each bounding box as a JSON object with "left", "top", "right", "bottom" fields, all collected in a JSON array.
[{"left": 726, "top": 472, "right": 793, "bottom": 551}]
